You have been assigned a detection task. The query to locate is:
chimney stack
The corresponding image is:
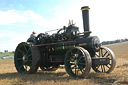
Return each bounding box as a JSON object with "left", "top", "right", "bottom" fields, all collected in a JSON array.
[{"left": 81, "top": 6, "right": 90, "bottom": 37}]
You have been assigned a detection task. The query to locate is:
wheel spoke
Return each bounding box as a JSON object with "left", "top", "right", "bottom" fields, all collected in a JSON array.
[
  {"left": 77, "top": 66, "right": 79, "bottom": 77},
  {"left": 78, "top": 62, "right": 85, "bottom": 66},
  {"left": 76, "top": 49, "right": 81, "bottom": 55},
  {"left": 106, "top": 53, "right": 110, "bottom": 57},
  {"left": 101, "top": 49, "right": 103, "bottom": 57},
  {"left": 19, "top": 49, "right": 24, "bottom": 55},
  {"left": 78, "top": 56, "right": 83, "bottom": 61},
  {"left": 78, "top": 56, "right": 85, "bottom": 62},
  {"left": 27, "top": 54, "right": 32, "bottom": 58},
  {"left": 69, "top": 65, "right": 76, "bottom": 72},
  {"left": 103, "top": 65, "right": 106, "bottom": 72},
  {"left": 25, "top": 65, "right": 28, "bottom": 70},
  {"left": 95, "top": 53, "right": 99, "bottom": 57},
  {"left": 79, "top": 66, "right": 84, "bottom": 73},
  {"left": 19, "top": 61, "right": 25, "bottom": 69},
  {"left": 81, "top": 59, "right": 85, "bottom": 62},
  {"left": 105, "top": 65, "right": 110, "bottom": 68},
  {"left": 75, "top": 65, "right": 77, "bottom": 76},
  {"left": 70, "top": 62, "right": 75, "bottom": 65},
  {"left": 99, "top": 49, "right": 101, "bottom": 57},
  {"left": 101, "top": 65, "right": 103, "bottom": 72},
  {"left": 16, "top": 58, "right": 23, "bottom": 60},
  {"left": 75, "top": 55, "right": 78, "bottom": 67},
  {"left": 96, "top": 65, "right": 100, "bottom": 69},
  {"left": 103, "top": 50, "right": 108, "bottom": 57},
  {"left": 19, "top": 65, "right": 23, "bottom": 69},
  {"left": 24, "top": 45, "right": 27, "bottom": 53},
  {"left": 26, "top": 48, "right": 30, "bottom": 55}
]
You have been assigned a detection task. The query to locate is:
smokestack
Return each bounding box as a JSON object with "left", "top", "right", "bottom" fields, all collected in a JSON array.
[{"left": 81, "top": 6, "right": 90, "bottom": 37}]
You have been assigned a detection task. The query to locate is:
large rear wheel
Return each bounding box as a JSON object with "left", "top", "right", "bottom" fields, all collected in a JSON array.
[
  {"left": 65, "top": 47, "right": 92, "bottom": 78},
  {"left": 14, "top": 42, "right": 41, "bottom": 74}
]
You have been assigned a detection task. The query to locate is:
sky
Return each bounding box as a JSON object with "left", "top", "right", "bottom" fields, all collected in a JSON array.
[{"left": 0, "top": 0, "right": 128, "bottom": 52}]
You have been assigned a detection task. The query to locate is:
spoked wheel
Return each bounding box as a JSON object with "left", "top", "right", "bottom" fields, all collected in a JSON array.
[
  {"left": 92, "top": 46, "right": 116, "bottom": 73},
  {"left": 14, "top": 42, "right": 41, "bottom": 74},
  {"left": 65, "top": 47, "right": 92, "bottom": 78}
]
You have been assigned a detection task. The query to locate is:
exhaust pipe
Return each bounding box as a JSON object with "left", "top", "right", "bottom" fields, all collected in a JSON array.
[{"left": 81, "top": 6, "right": 91, "bottom": 37}]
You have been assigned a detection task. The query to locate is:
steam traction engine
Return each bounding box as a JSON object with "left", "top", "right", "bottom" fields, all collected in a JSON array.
[{"left": 14, "top": 6, "right": 116, "bottom": 78}]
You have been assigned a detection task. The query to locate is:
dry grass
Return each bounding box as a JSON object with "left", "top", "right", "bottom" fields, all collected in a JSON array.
[{"left": 0, "top": 42, "right": 128, "bottom": 85}]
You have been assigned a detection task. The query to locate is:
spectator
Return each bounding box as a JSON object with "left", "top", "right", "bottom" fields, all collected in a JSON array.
[{"left": 30, "top": 31, "right": 36, "bottom": 39}]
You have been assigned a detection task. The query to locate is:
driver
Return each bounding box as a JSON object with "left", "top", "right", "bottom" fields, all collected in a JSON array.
[{"left": 30, "top": 31, "right": 36, "bottom": 39}]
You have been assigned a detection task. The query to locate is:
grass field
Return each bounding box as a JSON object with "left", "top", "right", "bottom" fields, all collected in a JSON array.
[
  {"left": 0, "top": 42, "right": 128, "bottom": 85},
  {"left": 0, "top": 52, "right": 14, "bottom": 57}
]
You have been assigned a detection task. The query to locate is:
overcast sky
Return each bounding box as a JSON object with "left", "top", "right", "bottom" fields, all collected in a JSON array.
[{"left": 0, "top": 0, "right": 128, "bottom": 52}]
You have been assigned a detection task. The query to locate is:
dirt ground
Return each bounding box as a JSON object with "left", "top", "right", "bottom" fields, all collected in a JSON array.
[{"left": 0, "top": 42, "right": 128, "bottom": 85}]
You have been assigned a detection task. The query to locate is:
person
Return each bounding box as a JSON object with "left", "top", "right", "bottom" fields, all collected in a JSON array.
[{"left": 30, "top": 31, "right": 36, "bottom": 39}]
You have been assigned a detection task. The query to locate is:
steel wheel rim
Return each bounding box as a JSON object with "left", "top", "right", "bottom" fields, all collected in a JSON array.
[
  {"left": 65, "top": 47, "right": 88, "bottom": 78},
  {"left": 92, "top": 47, "right": 116, "bottom": 73},
  {"left": 15, "top": 43, "right": 32, "bottom": 73}
]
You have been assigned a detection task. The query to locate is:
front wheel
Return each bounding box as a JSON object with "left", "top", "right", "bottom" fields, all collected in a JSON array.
[
  {"left": 92, "top": 46, "right": 116, "bottom": 73},
  {"left": 64, "top": 47, "right": 92, "bottom": 78}
]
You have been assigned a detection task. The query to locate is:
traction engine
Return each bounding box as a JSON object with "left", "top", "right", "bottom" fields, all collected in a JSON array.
[{"left": 14, "top": 6, "right": 116, "bottom": 78}]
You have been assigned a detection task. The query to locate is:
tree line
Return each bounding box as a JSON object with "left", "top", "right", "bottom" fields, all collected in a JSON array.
[{"left": 101, "top": 38, "right": 128, "bottom": 45}]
